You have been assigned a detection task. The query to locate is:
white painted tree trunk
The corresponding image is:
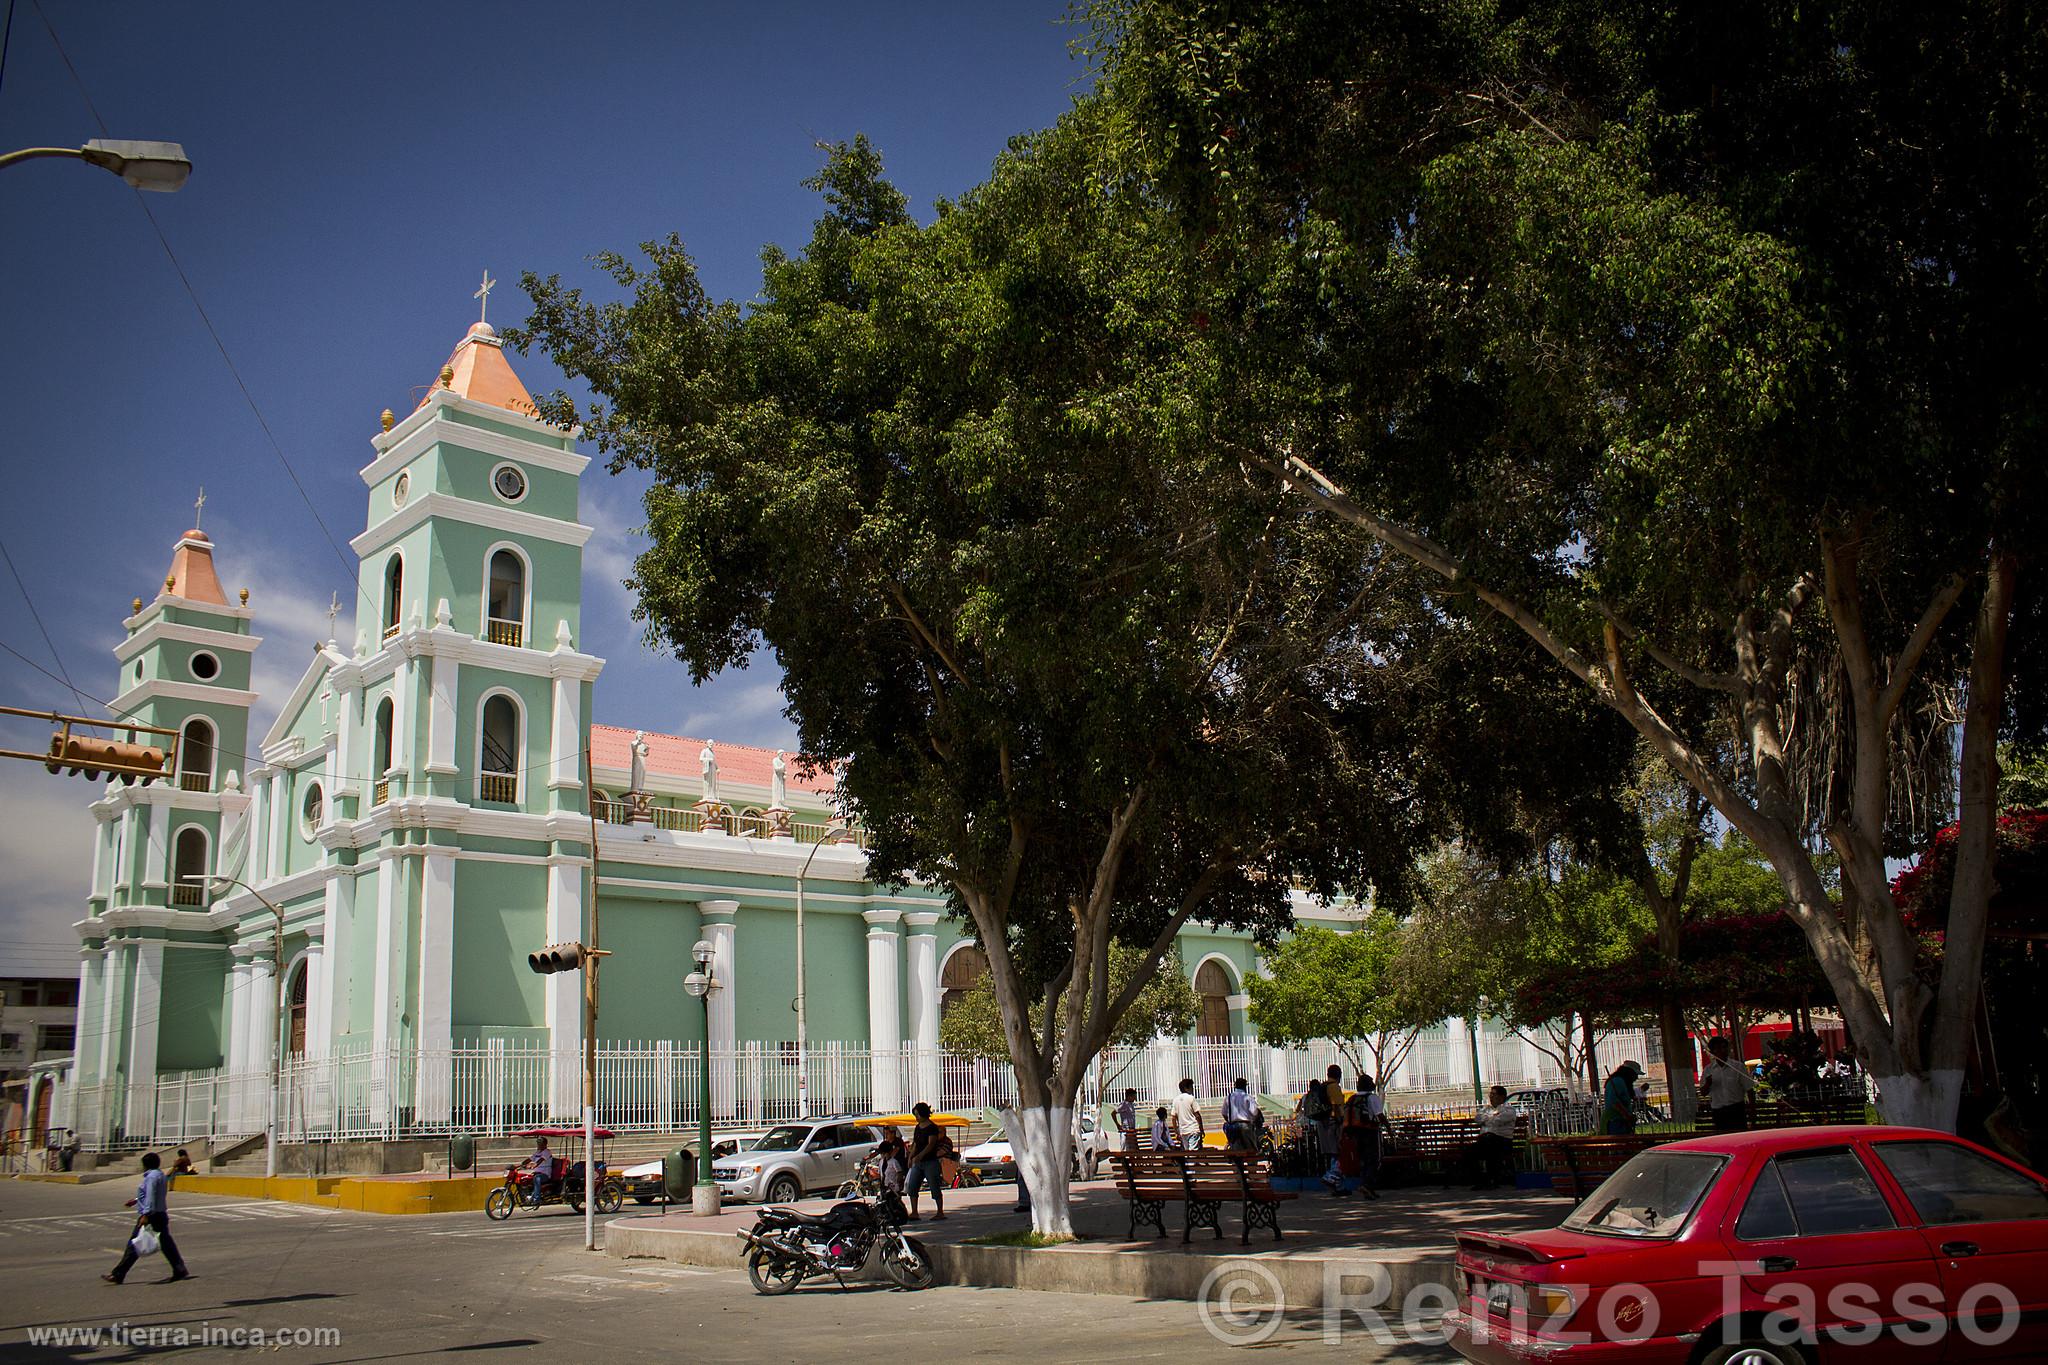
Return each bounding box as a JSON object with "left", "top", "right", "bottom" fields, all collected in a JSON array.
[
  {"left": 1009, "top": 1103, "right": 1075, "bottom": 1239},
  {"left": 1869, "top": 1069, "right": 1964, "bottom": 1131}
]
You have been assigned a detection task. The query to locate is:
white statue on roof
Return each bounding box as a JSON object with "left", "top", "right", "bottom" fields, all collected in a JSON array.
[
  {"left": 700, "top": 741, "right": 719, "bottom": 805},
  {"left": 629, "top": 730, "right": 649, "bottom": 795},
  {"left": 771, "top": 749, "right": 788, "bottom": 810}
]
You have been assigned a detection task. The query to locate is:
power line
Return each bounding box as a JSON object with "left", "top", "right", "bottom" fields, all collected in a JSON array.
[{"left": 0, "top": 534, "right": 89, "bottom": 712}]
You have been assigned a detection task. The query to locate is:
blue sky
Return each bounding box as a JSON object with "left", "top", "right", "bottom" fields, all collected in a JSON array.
[{"left": 0, "top": 1, "right": 1088, "bottom": 975}]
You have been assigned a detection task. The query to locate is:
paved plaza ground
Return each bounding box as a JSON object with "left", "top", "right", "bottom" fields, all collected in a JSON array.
[{"left": 1, "top": 1172, "right": 1546, "bottom": 1360}]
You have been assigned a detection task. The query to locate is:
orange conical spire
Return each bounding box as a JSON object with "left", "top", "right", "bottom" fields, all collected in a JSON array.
[
  {"left": 164, "top": 528, "right": 229, "bottom": 605},
  {"left": 416, "top": 321, "right": 537, "bottom": 417}
]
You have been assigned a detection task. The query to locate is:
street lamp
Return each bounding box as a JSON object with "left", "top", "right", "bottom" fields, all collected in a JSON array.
[
  {"left": 0, "top": 139, "right": 192, "bottom": 191},
  {"left": 198, "top": 873, "right": 288, "bottom": 1181},
  {"left": 791, "top": 818, "right": 849, "bottom": 1119},
  {"left": 683, "top": 939, "right": 720, "bottom": 1216}
]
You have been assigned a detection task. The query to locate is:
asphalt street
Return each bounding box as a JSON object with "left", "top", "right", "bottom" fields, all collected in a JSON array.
[{"left": 1, "top": 1178, "right": 1465, "bottom": 1362}]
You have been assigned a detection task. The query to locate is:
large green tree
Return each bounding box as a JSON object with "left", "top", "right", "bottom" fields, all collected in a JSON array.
[
  {"left": 515, "top": 122, "right": 1596, "bottom": 1233},
  {"left": 1247, "top": 918, "right": 1451, "bottom": 1084},
  {"left": 1089, "top": 0, "right": 2047, "bottom": 1128}
]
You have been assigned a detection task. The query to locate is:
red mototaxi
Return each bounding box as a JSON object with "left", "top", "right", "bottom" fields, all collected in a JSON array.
[{"left": 1444, "top": 1125, "right": 2048, "bottom": 1364}]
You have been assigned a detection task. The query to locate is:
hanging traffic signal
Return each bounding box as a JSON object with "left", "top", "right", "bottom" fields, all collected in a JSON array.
[
  {"left": 528, "top": 942, "right": 585, "bottom": 974},
  {"left": 44, "top": 733, "right": 168, "bottom": 784}
]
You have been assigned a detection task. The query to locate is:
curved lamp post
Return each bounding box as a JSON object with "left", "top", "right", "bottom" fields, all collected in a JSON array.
[{"left": 0, "top": 139, "right": 191, "bottom": 191}]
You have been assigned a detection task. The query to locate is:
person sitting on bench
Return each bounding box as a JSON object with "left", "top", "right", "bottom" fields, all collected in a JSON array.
[{"left": 1471, "top": 1086, "right": 1518, "bottom": 1191}]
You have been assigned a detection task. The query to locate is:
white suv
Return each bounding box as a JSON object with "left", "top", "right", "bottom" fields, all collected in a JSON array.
[{"left": 711, "top": 1117, "right": 882, "bottom": 1205}]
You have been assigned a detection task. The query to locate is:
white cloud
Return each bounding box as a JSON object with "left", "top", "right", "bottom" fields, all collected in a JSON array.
[{"left": 0, "top": 768, "right": 96, "bottom": 978}]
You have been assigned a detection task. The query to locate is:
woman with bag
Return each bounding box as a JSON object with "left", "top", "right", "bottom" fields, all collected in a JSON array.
[{"left": 104, "top": 1151, "right": 190, "bottom": 1284}]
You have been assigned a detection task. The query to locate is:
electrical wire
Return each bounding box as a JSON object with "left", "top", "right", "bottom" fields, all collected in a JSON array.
[{"left": 0, "top": 534, "right": 89, "bottom": 713}]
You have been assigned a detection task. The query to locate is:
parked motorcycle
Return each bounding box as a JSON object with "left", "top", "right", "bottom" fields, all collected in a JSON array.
[{"left": 737, "top": 1190, "right": 934, "bottom": 1294}]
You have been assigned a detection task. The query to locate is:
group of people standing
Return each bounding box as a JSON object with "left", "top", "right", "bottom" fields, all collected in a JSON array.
[{"left": 1301, "top": 1064, "right": 1384, "bottom": 1200}]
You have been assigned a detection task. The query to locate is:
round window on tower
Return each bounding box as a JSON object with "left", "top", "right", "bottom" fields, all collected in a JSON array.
[
  {"left": 490, "top": 462, "right": 527, "bottom": 503},
  {"left": 392, "top": 470, "right": 410, "bottom": 509},
  {"left": 301, "top": 781, "right": 326, "bottom": 838},
  {"left": 189, "top": 650, "right": 220, "bottom": 682}
]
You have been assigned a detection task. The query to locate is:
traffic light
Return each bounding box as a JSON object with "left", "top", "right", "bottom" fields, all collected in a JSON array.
[
  {"left": 45, "top": 733, "right": 167, "bottom": 784},
  {"left": 528, "top": 942, "right": 585, "bottom": 974}
]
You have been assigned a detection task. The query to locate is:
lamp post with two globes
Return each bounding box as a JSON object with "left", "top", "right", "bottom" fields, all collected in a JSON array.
[{"left": 683, "top": 939, "right": 721, "bottom": 1216}]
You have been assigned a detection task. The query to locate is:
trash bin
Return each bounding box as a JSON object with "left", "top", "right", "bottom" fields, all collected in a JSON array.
[
  {"left": 662, "top": 1148, "right": 693, "bottom": 1200},
  {"left": 449, "top": 1134, "right": 475, "bottom": 1173}
]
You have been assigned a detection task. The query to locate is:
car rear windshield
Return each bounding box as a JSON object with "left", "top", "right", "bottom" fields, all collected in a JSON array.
[{"left": 1562, "top": 1151, "right": 1727, "bottom": 1239}]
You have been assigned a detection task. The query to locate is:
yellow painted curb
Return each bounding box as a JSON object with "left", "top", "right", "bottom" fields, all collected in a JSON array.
[{"left": 165, "top": 1173, "right": 500, "bottom": 1213}]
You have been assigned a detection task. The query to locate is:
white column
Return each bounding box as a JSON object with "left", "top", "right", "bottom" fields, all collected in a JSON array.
[
  {"left": 77, "top": 948, "right": 105, "bottom": 1084},
  {"left": 88, "top": 817, "right": 110, "bottom": 899},
  {"left": 96, "top": 944, "right": 123, "bottom": 1084},
  {"left": 369, "top": 855, "right": 400, "bottom": 1123},
  {"left": 700, "top": 901, "right": 739, "bottom": 1117},
  {"left": 314, "top": 875, "right": 343, "bottom": 1060},
  {"left": 247, "top": 952, "right": 278, "bottom": 1134},
  {"left": 389, "top": 657, "right": 413, "bottom": 784},
  {"left": 1149, "top": 1034, "right": 1180, "bottom": 1103},
  {"left": 415, "top": 848, "right": 456, "bottom": 1123},
  {"left": 548, "top": 671, "right": 580, "bottom": 792},
  {"left": 335, "top": 684, "right": 362, "bottom": 805},
  {"left": 426, "top": 657, "right": 458, "bottom": 776},
  {"left": 904, "top": 915, "right": 941, "bottom": 1106},
  {"left": 268, "top": 774, "right": 290, "bottom": 876},
  {"left": 224, "top": 959, "right": 250, "bottom": 1071},
  {"left": 863, "top": 910, "right": 902, "bottom": 1111},
  {"left": 143, "top": 801, "right": 170, "bottom": 892},
  {"left": 247, "top": 777, "right": 269, "bottom": 883},
  {"left": 545, "top": 859, "right": 586, "bottom": 1118},
  {"left": 1446, "top": 1017, "right": 1472, "bottom": 1093},
  {"left": 114, "top": 806, "right": 135, "bottom": 894},
  {"left": 126, "top": 940, "right": 165, "bottom": 1138},
  {"left": 1266, "top": 1044, "right": 1291, "bottom": 1097}
]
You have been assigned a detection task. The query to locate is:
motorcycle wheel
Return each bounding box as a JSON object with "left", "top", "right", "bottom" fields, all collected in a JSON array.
[
  {"left": 484, "top": 1187, "right": 514, "bottom": 1221},
  {"left": 881, "top": 1234, "right": 935, "bottom": 1291},
  {"left": 598, "top": 1180, "right": 624, "bottom": 1215},
  {"left": 747, "top": 1246, "right": 805, "bottom": 1295},
  {"left": 835, "top": 1180, "right": 859, "bottom": 1200},
  {"left": 566, "top": 1188, "right": 585, "bottom": 1214}
]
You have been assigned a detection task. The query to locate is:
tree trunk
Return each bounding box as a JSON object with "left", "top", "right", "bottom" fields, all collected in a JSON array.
[
  {"left": 1659, "top": 995, "right": 1698, "bottom": 1124},
  {"left": 1582, "top": 1015, "right": 1601, "bottom": 1093},
  {"left": 1008, "top": 1102, "right": 1075, "bottom": 1239}
]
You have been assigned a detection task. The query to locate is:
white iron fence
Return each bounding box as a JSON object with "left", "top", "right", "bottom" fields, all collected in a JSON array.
[{"left": 54, "top": 1031, "right": 1650, "bottom": 1150}]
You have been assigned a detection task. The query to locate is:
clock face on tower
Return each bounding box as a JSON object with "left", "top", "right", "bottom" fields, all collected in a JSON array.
[
  {"left": 392, "top": 471, "right": 410, "bottom": 508},
  {"left": 492, "top": 463, "right": 527, "bottom": 502}
]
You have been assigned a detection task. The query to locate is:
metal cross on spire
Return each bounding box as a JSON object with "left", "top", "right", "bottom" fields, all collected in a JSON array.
[
  {"left": 474, "top": 269, "right": 495, "bottom": 326},
  {"left": 325, "top": 591, "right": 341, "bottom": 640},
  {"left": 193, "top": 486, "right": 206, "bottom": 529}
]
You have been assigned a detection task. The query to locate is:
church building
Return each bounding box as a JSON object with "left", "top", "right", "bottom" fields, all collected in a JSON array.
[{"left": 52, "top": 315, "right": 1343, "bottom": 1149}]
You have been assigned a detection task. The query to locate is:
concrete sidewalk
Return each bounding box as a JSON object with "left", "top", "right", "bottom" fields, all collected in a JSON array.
[{"left": 606, "top": 1176, "right": 1563, "bottom": 1308}]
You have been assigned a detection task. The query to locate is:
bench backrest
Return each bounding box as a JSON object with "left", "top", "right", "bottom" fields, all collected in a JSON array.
[{"left": 1111, "top": 1149, "right": 1276, "bottom": 1199}]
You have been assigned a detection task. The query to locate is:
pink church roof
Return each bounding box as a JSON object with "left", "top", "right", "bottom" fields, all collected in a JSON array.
[
  {"left": 417, "top": 322, "right": 537, "bottom": 416},
  {"left": 589, "top": 723, "right": 838, "bottom": 798}
]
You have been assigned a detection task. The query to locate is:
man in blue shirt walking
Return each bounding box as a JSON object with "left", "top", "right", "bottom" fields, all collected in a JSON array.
[{"left": 104, "top": 1151, "right": 190, "bottom": 1284}]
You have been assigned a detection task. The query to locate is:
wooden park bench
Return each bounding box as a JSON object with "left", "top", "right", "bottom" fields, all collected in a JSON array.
[
  {"left": 1381, "top": 1115, "right": 1533, "bottom": 1186},
  {"left": 1690, "top": 1093, "right": 1869, "bottom": 1134},
  {"left": 1535, "top": 1134, "right": 1670, "bottom": 1200},
  {"left": 1108, "top": 1149, "right": 1296, "bottom": 1245}
]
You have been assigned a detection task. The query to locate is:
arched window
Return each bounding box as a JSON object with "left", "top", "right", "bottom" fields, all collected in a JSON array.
[
  {"left": 171, "top": 826, "right": 210, "bottom": 907},
  {"left": 372, "top": 696, "right": 394, "bottom": 804},
  {"left": 485, "top": 547, "right": 526, "bottom": 647},
  {"left": 382, "top": 554, "right": 403, "bottom": 640},
  {"left": 301, "top": 780, "right": 325, "bottom": 837},
  {"left": 1194, "top": 958, "right": 1234, "bottom": 1041},
  {"left": 178, "top": 718, "right": 214, "bottom": 792},
  {"left": 479, "top": 692, "right": 519, "bottom": 803},
  {"left": 939, "top": 944, "right": 989, "bottom": 1021},
  {"left": 286, "top": 961, "right": 309, "bottom": 1056}
]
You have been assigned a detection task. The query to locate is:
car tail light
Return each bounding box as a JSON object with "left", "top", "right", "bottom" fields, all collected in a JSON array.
[{"left": 1527, "top": 1284, "right": 1576, "bottom": 1319}]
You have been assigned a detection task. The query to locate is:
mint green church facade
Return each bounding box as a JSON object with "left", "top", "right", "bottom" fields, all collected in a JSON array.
[{"left": 58, "top": 319, "right": 1450, "bottom": 1149}]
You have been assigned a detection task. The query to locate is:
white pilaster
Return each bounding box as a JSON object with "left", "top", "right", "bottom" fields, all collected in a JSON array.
[
  {"left": 114, "top": 807, "right": 135, "bottom": 893},
  {"left": 545, "top": 859, "right": 586, "bottom": 1118},
  {"left": 904, "top": 914, "right": 941, "bottom": 1106},
  {"left": 247, "top": 778, "right": 269, "bottom": 883},
  {"left": 700, "top": 900, "right": 739, "bottom": 1117},
  {"left": 95, "top": 944, "right": 122, "bottom": 1084},
  {"left": 426, "top": 657, "right": 458, "bottom": 774},
  {"left": 125, "top": 940, "right": 165, "bottom": 1136},
  {"left": 369, "top": 857, "right": 400, "bottom": 1124},
  {"left": 143, "top": 801, "right": 169, "bottom": 890},
  {"left": 77, "top": 948, "right": 105, "bottom": 1084},
  {"left": 89, "top": 819, "right": 109, "bottom": 899},
  {"left": 548, "top": 672, "right": 580, "bottom": 791},
  {"left": 314, "top": 875, "right": 343, "bottom": 1061},
  {"left": 1446, "top": 1017, "right": 1472, "bottom": 1092},
  {"left": 1149, "top": 1034, "right": 1181, "bottom": 1102},
  {"left": 1266, "top": 1044, "right": 1291, "bottom": 1097},
  {"left": 416, "top": 848, "right": 456, "bottom": 1123},
  {"left": 389, "top": 657, "right": 413, "bottom": 783},
  {"left": 225, "top": 961, "right": 250, "bottom": 1075},
  {"left": 335, "top": 684, "right": 362, "bottom": 804},
  {"left": 248, "top": 952, "right": 278, "bottom": 1132},
  {"left": 267, "top": 774, "right": 290, "bottom": 877},
  {"left": 863, "top": 909, "right": 903, "bottom": 1111}
]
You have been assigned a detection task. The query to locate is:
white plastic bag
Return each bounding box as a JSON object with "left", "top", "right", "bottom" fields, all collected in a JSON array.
[{"left": 130, "top": 1225, "right": 160, "bottom": 1257}]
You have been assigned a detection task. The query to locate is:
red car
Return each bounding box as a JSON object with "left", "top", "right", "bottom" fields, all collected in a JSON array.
[{"left": 1445, "top": 1125, "right": 2048, "bottom": 1364}]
